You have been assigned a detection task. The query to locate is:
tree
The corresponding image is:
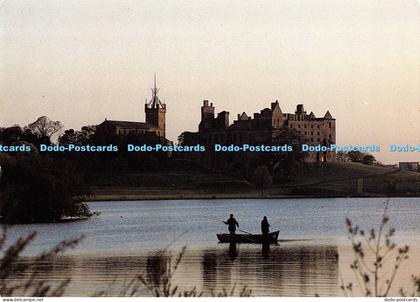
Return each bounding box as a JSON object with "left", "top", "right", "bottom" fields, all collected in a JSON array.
[
  {"left": 0, "top": 126, "right": 23, "bottom": 143},
  {"left": 27, "top": 116, "right": 63, "bottom": 140},
  {"left": 59, "top": 126, "right": 95, "bottom": 146},
  {"left": 346, "top": 151, "right": 376, "bottom": 165},
  {"left": 347, "top": 151, "right": 364, "bottom": 163},
  {"left": 362, "top": 154, "right": 376, "bottom": 165},
  {"left": 0, "top": 156, "right": 93, "bottom": 223},
  {"left": 336, "top": 151, "right": 349, "bottom": 162},
  {"left": 0, "top": 126, "right": 50, "bottom": 146}
]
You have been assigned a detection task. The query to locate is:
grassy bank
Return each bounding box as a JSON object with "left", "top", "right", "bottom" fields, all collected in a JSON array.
[
  {"left": 275, "top": 161, "right": 420, "bottom": 197},
  {"left": 86, "top": 162, "right": 420, "bottom": 201}
]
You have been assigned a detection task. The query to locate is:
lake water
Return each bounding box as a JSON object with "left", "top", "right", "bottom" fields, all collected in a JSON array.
[{"left": 3, "top": 198, "right": 420, "bottom": 296}]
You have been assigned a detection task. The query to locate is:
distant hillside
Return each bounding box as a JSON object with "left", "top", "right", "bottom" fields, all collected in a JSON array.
[
  {"left": 86, "top": 160, "right": 420, "bottom": 200},
  {"left": 273, "top": 162, "right": 420, "bottom": 197},
  {"left": 87, "top": 159, "right": 255, "bottom": 200}
]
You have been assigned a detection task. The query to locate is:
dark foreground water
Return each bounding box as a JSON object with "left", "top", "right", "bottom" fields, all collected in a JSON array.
[{"left": 3, "top": 198, "right": 420, "bottom": 296}]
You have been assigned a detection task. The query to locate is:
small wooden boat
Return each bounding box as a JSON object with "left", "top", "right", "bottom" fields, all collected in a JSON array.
[{"left": 217, "top": 231, "right": 279, "bottom": 244}]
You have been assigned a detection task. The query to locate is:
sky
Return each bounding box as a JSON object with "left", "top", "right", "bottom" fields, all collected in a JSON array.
[{"left": 0, "top": 0, "right": 419, "bottom": 164}]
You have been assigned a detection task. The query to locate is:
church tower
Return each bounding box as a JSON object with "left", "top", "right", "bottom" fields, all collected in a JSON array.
[{"left": 145, "top": 74, "right": 166, "bottom": 138}]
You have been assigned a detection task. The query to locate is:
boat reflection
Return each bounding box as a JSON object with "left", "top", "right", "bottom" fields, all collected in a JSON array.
[
  {"left": 9, "top": 243, "right": 339, "bottom": 296},
  {"left": 201, "top": 243, "right": 339, "bottom": 296},
  {"left": 222, "top": 240, "right": 273, "bottom": 260}
]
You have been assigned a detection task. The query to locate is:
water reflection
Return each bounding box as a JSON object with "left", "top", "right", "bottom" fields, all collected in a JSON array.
[
  {"left": 200, "top": 243, "right": 339, "bottom": 296},
  {"left": 6, "top": 243, "right": 349, "bottom": 296},
  {"left": 228, "top": 243, "right": 237, "bottom": 260},
  {"left": 262, "top": 242, "right": 270, "bottom": 258},
  {"left": 224, "top": 241, "right": 271, "bottom": 260},
  {"left": 146, "top": 252, "right": 166, "bottom": 287}
]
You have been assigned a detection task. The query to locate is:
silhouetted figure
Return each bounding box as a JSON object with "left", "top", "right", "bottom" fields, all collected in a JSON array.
[
  {"left": 261, "top": 216, "right": 270, "bottom": 235},
  {"left": 223, "top": 214, "right": 239, "bottom": 234}
]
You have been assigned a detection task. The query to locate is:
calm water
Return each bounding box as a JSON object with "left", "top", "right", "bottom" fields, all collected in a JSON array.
[{"left": 3, "top": 198, "right": 420, "bottom": 296}]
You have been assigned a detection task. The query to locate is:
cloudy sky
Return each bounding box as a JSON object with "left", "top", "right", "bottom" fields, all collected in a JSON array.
[{"left": 0, "top": 0, "right": 419, "bottom": 163}]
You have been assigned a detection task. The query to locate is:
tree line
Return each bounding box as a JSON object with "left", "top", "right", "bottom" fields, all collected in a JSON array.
[
  {"left": 0, "top": 116, "right": 169, "bottom": 223},
  {"left": 0, "top": 115, "right": 379, "bottom": 223}
]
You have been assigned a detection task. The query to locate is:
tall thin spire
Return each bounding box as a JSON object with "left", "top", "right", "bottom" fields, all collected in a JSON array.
[
  {"left": 147, "top": 73, "right": 164, "bottom": 108},
  {"left": 154, "top": 73, "right": 157, "bottom": 91},
  {"left": 151, "top": 73, "right": 159, "bottom": 100}
]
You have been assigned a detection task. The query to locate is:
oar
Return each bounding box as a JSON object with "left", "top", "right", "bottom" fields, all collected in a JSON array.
[
  {"left": 237, "top": 229, "right": 259, "bottom": 244},
  {"left": 238, "top": 229, "right": 252, "bottom": 235}
]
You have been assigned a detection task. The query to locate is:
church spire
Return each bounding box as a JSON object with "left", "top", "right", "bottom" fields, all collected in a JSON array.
[
  {"left": 145, "top": 73, "right": 166, "bottom": 138},
  {"left": 154, "top": 73, "right": 157, "bottom": 88},
  {"left": 147, "top": 73, "right": 164, "bottom": 109}
]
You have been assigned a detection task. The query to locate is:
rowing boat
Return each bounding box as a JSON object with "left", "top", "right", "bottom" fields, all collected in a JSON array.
[{"left": 217, "top": 231, "right": 279, "bottom": 244}]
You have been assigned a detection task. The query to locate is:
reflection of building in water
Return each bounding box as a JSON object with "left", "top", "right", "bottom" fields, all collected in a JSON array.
[
  {"left": 8, "top": 243, "right": 420, "bottom": 296},
  {"left": 201, "top": 249, "right": 234, "bottom": 293},
  {"left": 200, "top": 244, "right": 338, "bottom": 296},
  {"left": 146, "top": 252, "right": 168, "bottom": 287},
  {"left": 201, "top": 251, "right": 218, "bottom": 291},
  {"left": 255, "top": 244, "right": 339, "bottom": 297}
]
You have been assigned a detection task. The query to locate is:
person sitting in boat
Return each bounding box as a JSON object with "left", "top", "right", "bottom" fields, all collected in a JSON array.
[
  {"left": 261, "top": 216, "right": 270, "bottom": 235},
  {"left": 223, "top": 214, "right": 239, "bottom": 234}
]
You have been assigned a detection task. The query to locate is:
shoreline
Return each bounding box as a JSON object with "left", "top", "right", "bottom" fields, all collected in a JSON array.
[{"left": 86, "top": 193, "right": 418, "bottom": 202}]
